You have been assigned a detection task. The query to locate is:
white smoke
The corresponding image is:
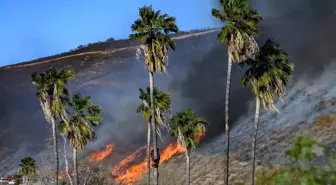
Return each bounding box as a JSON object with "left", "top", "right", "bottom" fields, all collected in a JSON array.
[{"left": 199, "top": 62, "right": 336, "bottom": 156}]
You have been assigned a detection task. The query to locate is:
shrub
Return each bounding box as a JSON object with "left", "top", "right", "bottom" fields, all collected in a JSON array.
[{"left": 255, "top": 136, "right": 336, "bottom": 185}]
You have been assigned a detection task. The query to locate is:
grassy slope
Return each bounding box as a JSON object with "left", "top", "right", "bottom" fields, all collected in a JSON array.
[
  {"left": 132, "top": 114, "right": 336, "bottom": 185},
  {"left": 0, "top": 29, "right": 217, "bottom": 70}
]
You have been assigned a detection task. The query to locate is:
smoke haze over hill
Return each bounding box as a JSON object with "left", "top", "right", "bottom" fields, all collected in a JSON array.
[{"left": 0, "top": 0, "right": 336, "bottom": 176}]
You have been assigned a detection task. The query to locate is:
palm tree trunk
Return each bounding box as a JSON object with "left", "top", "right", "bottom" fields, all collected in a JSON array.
[
  {"left": 185, "top": 151, "right": 190, "bottom": 185},
  {"left": 149, "top": 71, "right": 159, "bottom": 185},
  {"left": 51, "top": 118, "right": 59, "bottom": 185},
  {"left": 73, "top": 148, "right": 79, "bottom": 185},
  {"left": 224, "top": 55, "right": 233, "bottom": 185},
  {"left": 62, "top": 136, "right": 73, "bottom": 185},
  {"left": 146, "top": 121, "right": 151, "bottom": 185},
  {"left": 250, "top": 97, "right": 260, "bottom": 185}
]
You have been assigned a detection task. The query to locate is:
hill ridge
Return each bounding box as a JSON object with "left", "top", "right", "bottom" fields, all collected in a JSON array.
[{"left": 1, "top": 29, "right": 219, "bottom": 70}]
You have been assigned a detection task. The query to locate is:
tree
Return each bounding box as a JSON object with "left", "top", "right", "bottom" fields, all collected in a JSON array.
[
  {"left": 59, "top": 93, "right": 102, "bottom": 185},
  {"left": 130, "top": 5, "right": 179, "bottom": 185},
  {"left": 31, "top": 67, "right": 74, "bottom": 185},
  {"left": 241, "top": 39, "right": 294, "bottom": 185},
  {"left": 254, "top": 136, "right": 336, "bottom": 185},
  {"left": 18, "top": 157, "right": 37, "bottom": 185},
  {"left": 136, "top": 86, "right": 171, "bottom": 184},
  {"left": 170, "top": 109, "right": 207, "bottom": 185},
  {"left": 211, "top": 1, "right": 262, "bottom": 184},
  {"left": 276, "top": 136, "right": 336, "bottom": 185},
  {"left": 61, "top": 135, "right": 73, "bottom": 185}
]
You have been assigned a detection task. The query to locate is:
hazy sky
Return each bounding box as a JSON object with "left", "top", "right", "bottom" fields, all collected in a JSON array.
[{"left": 0, "top": 0, "right": 220, "bottom": 67}]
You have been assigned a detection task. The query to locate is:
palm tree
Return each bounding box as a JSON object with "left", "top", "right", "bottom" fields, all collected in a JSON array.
[
  {"left": 241, "top": 39, "right": 294, "bottom": 185},
  {"left": 18, "top": 157, "right": 37, "bottom": 185},
  {"left": 31, "top": 67, "right": 74, "bottom": 185},
  {"left": 170, "top": 109, "right": 207, "bottom": 185},
  {"left": 136, "top": 86, "right": 171, "bottom": 183},
  {"left": 130, "top": 5, "right": 178, "bottom": 185},
  {"left": 61, "top": 135, "right": 73, "bottom": 185},
  {"left": 59, "top": 93, "right": 102, "bottom": 185},
  {"left": 211, "top": 1, "right": 262, "bottom": 184}
]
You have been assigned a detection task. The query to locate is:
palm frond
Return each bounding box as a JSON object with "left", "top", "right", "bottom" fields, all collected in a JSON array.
[
  {"left": 212, "top": 0, "right": 263, "bottom": 62},
  {"left": 130, "top": 5, "right": 178, "bottom": 73},
  {"left": 137, "top": 86, "right": 171, "bottom": 138},
  {"left": 60, "top": 93, "right": 102, "bottom": 150},
  {"left": 170, "top": 109, "right": 207, "bottom": 151},
  {"left": 241, "top": 39, "right": 295, "bottom": 112}
]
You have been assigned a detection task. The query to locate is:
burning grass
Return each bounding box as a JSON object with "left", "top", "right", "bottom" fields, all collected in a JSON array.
[
  {"left": 112, "top": 143, "right": 185, "bottom": 184},
  {"left": 54, "top": 114, "right": 336, "bottom": 185},
  {"left": 91, "top": 144, "right": 115, "bottom": 163}
]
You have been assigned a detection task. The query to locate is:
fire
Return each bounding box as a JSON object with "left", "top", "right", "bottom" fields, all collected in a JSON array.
[
  {"left": 112, "top": 146, "right": 146, "bottom": 176},
  {"left": 115, "top": 159, "right": 148, "bottom": 184},
  {"left": 91, "top": 144, "right": 115, "bottom": 163},
  {"left": 58, "top": 172, "right": 67, "bottom": 180},
  {"left": 113, "top": 143, "right": 185, "bottom": 184},
  {"left": 159, "top": 143, "right": 185, "bottom": 163},
  {"left": 195, "top": 128, "right": 206, "bottom": 142},
  {"left": 58, "top": 169, "right": 74, "bottom": 180},
  {"left": 60, "top": 129, "right": 206, "bottom": 184}
]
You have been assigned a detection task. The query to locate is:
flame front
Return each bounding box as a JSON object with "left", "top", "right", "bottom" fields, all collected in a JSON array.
[
  {"left": 111, "top": 146, "right": 146, "bottom": 176},
  {"left": 91, "top": 144, "right": 115, "bottom": 163},
  {"left": 113, "top": 143, "right": 185, "bottom": 184},
  {"left": 159, "top": 143, "right": 185, "bottom": 163}
]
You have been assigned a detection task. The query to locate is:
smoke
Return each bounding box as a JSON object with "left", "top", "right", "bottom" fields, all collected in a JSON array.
[
  {"left": 199, "top": 62, "right": 336, "bottom": 157},
  {"left": 83, "top": 32, "right": 219, "bottom": 151},
  {"left": 170, "top": 0, "right": 336, "bottom": 143},
  {"left": 1, "top": 0, "right": 336, "bottom": 174}
]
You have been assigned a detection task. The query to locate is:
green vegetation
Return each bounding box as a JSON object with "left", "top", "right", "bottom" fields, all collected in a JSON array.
[
  {"left": 241, "top": 39, "right": 294, "bottom": 184},
  {"left": 170, "top": 109, "right": 207, "bottom": 185},
  {"left": 129, "top": 5, "right": 178, "bottom": 185},
  {"left": 18, "top": 157, "right": 37, "bottom": 185},
  {"left": 31, "top": 67, "right": 74, "bottom": 185},
  {"left": 59, "top": 93, "right": 102, "bottom": 185},
  {"left": 137, "top": 86, "right": 171, "bottom": 184},
  {"left": 249, "top": 136, "right": 336, "bottom": 185},
  {"left": 211, "top": 0, "right": 263, "bottom": 184}
]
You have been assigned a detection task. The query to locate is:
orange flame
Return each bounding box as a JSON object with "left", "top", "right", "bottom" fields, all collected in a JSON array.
[
  {"left": 159, "top": 143, "right": 185, "bottom": 163},
  {"left": 111, "top": 146, "right": 146, "bottom": 176},
  {"left": 91, "top": 144, "right": 115, "bottom": 163},
  {"left": 114, "top": 143, "right": 185, "bottom": 184},
  {"left": 58, "top": 169, "right": 74, "bottom": 180},
  {"left": 195, "top": 128, "right": 206, "bottom": 142}
]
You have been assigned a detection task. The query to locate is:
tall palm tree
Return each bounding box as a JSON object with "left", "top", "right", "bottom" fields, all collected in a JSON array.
[
  {"left": 61, "top": 135, "right": 73, "bottom": 185},
  {"left": 136, "top": 86, "right": 171, "bottom": 184},
  {"left": 241, "top": 39, "right": 294, "bottom": 185},
  {"left": 18, "top": 157, "right": 37, "bottom": 185},
  {"left": 130, "top": 5, "right": 178, "bottom": 185},
  {"left": 170, "top": 109, "right": 207, "bottom": 185},
  {"left": 59, "top": 93, "right": 102, "bottom": 185},
  {"left": 31, "top": 67, "right": 74, "bottom": 185},
  {"left": 211, "top": 1, "right": 262, "bottom": 184}
]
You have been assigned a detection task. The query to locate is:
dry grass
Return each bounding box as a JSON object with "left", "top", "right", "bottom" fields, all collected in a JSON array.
[
  {"left": 133, "top": 154, "right": 279, "bottom": 185},
  {"left": 1, "top": 29, "right": 219, "bottom": 70},
  {"left": 131, "top": 114, "right": 336, "bottom": 185}
]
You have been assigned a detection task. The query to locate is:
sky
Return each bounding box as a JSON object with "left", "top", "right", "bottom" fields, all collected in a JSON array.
[{"left": 0, "top": 0, "right": 220, "bottom": 67}]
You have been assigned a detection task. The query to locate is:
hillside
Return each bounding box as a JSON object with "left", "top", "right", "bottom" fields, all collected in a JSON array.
[
  {"left": 134, "top": 114, "right": 336, "bottom": 185},
  {"left": 1, "top": 12, "right": 336, "bottom": 185},
  {"left": 0, "top": 29, "right": 223, "bottom": 175}
]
